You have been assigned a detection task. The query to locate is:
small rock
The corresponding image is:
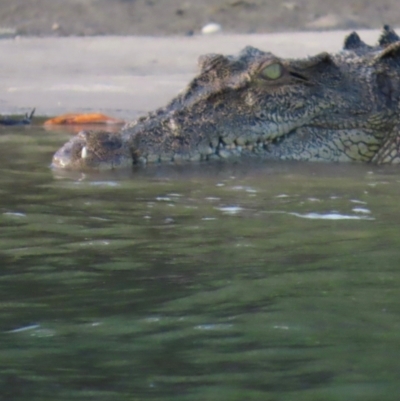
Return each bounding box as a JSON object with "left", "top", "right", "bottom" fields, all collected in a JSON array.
[
  {"left": 0, "top": 27, "right": 17, "bottom": 39},
  {"left": 201, "top": 23, "right": 222, "bottom": 35},
  {"left": 306, "top": 14, "right": 340, "bottom": 29},
  {"left": 282, "top": 2, "right": 298, "bottom": 11},
  {"left": 229, "top": 0, "right": 255, "bottom": 7},
  {"left": 307, "top": 14, "right": 360, "bottom": 30}
]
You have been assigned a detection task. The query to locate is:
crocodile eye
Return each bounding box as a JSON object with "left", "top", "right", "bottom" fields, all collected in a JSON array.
[{"left": 261, "top": 63, "right": 283, "bottom": 80}]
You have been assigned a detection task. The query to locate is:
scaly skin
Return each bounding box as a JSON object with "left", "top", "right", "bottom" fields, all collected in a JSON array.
[{"left": 52, "top": 26, "right": 400, "bottom": 170}]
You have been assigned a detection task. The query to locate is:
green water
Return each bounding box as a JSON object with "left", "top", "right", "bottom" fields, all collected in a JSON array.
[{"left": 1, "top": 126, "right": 400, "bottom": 400}]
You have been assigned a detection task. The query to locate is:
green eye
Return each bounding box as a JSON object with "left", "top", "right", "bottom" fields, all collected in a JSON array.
[{"left": 261, "top": 63, "right": 283, "bottom": 80}]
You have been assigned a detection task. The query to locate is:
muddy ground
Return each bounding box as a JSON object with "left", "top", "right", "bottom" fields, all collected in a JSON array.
[{"left": 0, "top": 0, "right": 398, "bottom": 37}]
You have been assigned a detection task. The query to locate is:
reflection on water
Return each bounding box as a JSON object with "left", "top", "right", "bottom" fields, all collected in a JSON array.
[{"left": 1, "top": 126, "right": 400, "bottom": 400}]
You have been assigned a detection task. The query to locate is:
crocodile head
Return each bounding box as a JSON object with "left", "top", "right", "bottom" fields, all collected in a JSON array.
[{"left": 52, "top": 27, "right": 400, "bottom": 170}]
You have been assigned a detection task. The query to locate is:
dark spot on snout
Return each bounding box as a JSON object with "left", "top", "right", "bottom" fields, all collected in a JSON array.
[{"left": 101, "top": 137, "right": 123, "bottom": 150}]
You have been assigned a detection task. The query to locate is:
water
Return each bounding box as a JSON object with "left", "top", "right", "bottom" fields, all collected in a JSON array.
[{"left": 1, "top": 125, "right": 400, "bottom": 400}]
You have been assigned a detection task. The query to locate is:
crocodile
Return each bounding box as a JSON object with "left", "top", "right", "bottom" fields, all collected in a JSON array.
[{"left": 52, "top": 26, "right": 400, "bottom": 170}]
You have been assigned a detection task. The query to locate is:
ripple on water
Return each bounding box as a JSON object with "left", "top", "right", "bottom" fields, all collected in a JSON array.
[
  {"left": 7, "top": 324, "right": 56, "bottom": 338},
  {"left": 288, "top": 212, "right": 374, "bottom": 220},
  {"left": 216, "top": 206, "right": 244, "bottom": 215},
  {"left": 352, "top": 207, "right": 371, "bottom": 214},
  {"left": 3, "top": 212, "right": 26, "bottom": 218}
]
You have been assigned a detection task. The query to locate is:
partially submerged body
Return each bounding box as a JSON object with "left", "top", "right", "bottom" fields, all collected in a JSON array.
[
  {"left": 52, "top": 26, "right": 400, "bottom": 170},
  {"left": 0, "top": 109, "right": 35, "bottom": 126}
]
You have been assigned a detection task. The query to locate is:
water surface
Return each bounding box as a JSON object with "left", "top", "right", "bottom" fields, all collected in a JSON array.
[{"left": 1, "top": 126, "right": 400, "bottom": 400}]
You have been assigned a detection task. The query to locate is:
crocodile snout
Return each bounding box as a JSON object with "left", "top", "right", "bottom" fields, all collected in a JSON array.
[{"left": 52, "top": 131, "right": 132, "bottom": 170}]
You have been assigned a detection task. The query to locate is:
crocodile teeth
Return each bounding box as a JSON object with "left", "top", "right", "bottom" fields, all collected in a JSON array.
[
  {"left": 235, "top": 137, "right": 246, "bottom": 146},
  {"left": 218, "top": 149, "right": 231, "bottom": 159},
  {"left": 81, "top": 146, "right": 88, "bottom": 159}
]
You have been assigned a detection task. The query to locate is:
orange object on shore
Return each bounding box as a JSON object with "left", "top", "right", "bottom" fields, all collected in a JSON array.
[{"left": 44, "top": 113, "right": 125, "bottom": 125}]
